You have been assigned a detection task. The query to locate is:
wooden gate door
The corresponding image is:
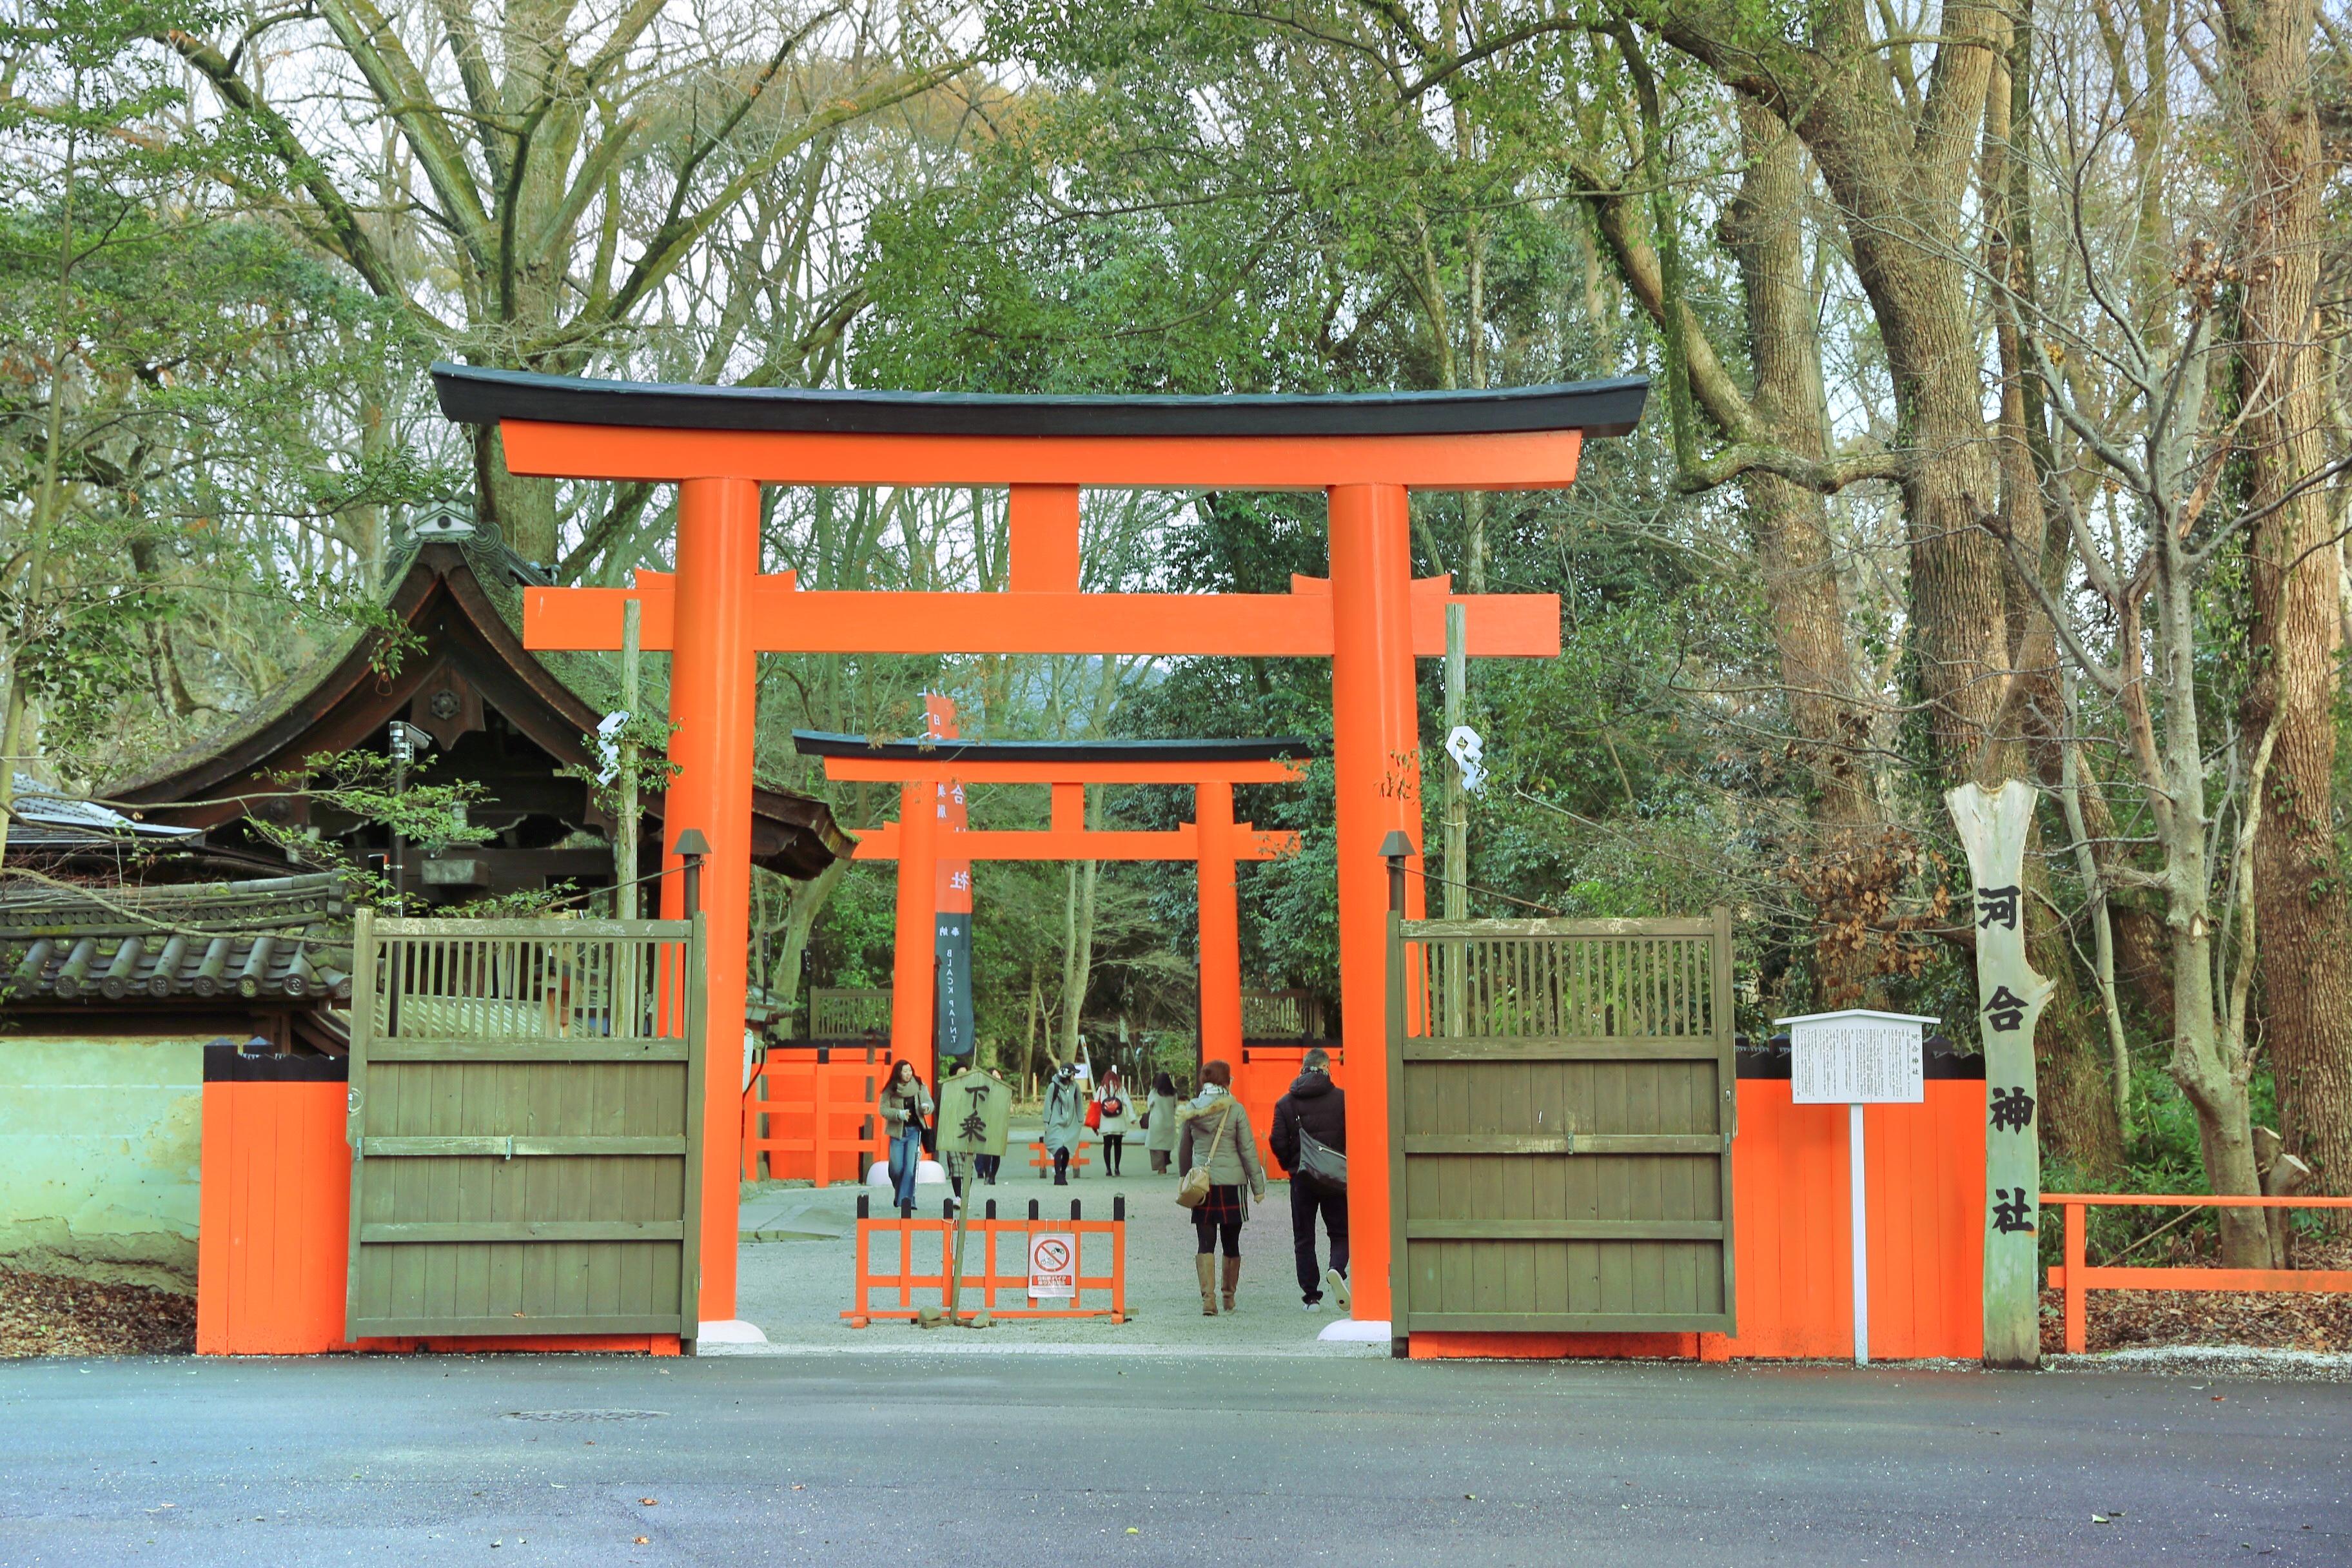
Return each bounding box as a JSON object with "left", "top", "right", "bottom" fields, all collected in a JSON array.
[
  {"left": 345, "top": 912, "right": 707, "bottom": 1346},
  {"left": 1387, "top": 910, "right": 1735, "bottom": 1338}
]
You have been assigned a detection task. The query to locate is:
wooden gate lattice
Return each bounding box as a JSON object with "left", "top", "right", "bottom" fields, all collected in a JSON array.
[
  {"left": 1387, "top": 910, "right": 1736, "bottom": 1337},
  {"left": 345, "top": 912, "right": 707, "bottom": 1344}
]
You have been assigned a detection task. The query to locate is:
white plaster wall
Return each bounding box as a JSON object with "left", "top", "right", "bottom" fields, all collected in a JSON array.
[{"left": 0, "top": 1034, "right": 210, "bottom": 1290}]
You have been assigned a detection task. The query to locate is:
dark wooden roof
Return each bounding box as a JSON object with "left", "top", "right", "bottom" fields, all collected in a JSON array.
[
  {"left": 433, "top": 362, "right": 1652, "bottom": 440},
  {"left": 0, "top": 873, "right": 350, "bottom": 1004},
  {"left": 110, "top": 537, "right": 850, "bottom": 879}
]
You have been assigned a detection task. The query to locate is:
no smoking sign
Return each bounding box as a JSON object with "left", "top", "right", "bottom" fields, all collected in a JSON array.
[{"left": 1026, "top": 1232, "right": 1076, "bottom": 1299}]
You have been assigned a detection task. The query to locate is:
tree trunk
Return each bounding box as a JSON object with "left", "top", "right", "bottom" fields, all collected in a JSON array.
[
  {"left": 2226, "top": 0, "right": 2352, "bottom": 1202},
  {"left": 1724, "top": 103, "right": 1886, "bottom": 1007},
  {"left": 1726, "top": 103, "right": 1881, "bottom": 840},
  {"left": 476, "top": 426, "right": 561, "bottom": 566},
  {"left": 2155, "top": 554, "right": 2274, "bottom": 1266}
]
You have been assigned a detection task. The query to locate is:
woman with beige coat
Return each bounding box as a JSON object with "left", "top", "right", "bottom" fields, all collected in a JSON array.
[{"left": 1175, "top": 1059, "right": 1267, "bottom": 1315}]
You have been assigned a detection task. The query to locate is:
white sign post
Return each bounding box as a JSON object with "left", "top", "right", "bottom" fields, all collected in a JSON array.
[
  {"left": 1779, "top": 1009, "right": 1936, "bottom": 1366},
  {"left": 1026, "top": 1231, "right": 1077, "bottom": 1302}
]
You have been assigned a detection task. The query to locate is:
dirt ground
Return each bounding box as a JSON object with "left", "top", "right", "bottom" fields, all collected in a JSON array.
[
  {"left": 0, "top": 1268, "right": 195, "bottom": 1357},
  {"left": 2040, "top": 1237, "right": 2352, "bottom": 1354}
]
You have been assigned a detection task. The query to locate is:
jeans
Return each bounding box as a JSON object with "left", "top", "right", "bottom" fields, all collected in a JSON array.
[
  {"left": 1291, "top": 1172, "right": 1349, "bottom": 1299},
  {"left": 888, "top": 1129, "right": 923, "bottom": 1210}
]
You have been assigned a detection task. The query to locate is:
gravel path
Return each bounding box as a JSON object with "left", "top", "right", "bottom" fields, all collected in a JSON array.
[{"left": 734, "top": 1130, "right": 1370, "bottom": 1354}]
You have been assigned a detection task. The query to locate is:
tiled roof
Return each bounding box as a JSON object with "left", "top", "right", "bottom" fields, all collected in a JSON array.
[{"left": 0, "top": 873, "right": 350, "bottom": 1004}]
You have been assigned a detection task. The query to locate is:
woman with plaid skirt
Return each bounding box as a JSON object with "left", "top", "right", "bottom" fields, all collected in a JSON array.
[{"left": 1175, "top": 1059, "right": 1268, "bottom": 1315}]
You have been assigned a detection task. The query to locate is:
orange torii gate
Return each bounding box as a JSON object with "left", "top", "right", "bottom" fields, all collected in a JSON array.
[
  {"left": 793, "top": 727, "right": 1311, "bottom": 1086},
  {"left": 434, "top": 363, "right": 1647, "bottom": 1333}
]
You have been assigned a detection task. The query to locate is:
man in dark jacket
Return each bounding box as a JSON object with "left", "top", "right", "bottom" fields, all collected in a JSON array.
[{"left": 1269, "top": 1047, "right": 1348, "bottom": 1310}]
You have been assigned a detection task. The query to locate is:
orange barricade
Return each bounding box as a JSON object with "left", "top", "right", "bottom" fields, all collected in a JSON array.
[
  {"left": 842, "top": 1194, "right": 1126, "bottom": 1326},
  {"left": 2045, "top": 1193, "right": 2352, "bottom": 1354},
  {"left": 1028, "top": 1140, "right": 1092, "bottom": 1177},
  {"left": 741, "top": 1054, "right": 891, "bottom": 1184}
]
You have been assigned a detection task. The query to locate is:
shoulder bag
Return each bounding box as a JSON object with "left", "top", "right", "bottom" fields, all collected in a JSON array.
[
  {"left": 1177, "top": 1096, "right": 1236, "bottom": 1210},
  {"left": 1295, "top": 1127, "right": 1347, "bottom": 1190}
]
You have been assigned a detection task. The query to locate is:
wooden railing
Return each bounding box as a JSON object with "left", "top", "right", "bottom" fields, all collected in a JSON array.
[
  {"left": 841, "top": 1193, "right": 1126, "bottom": 1326},
  {"left": 807, "top": 986, "right": 891, "bottom": 1039},
  {"left": 2044, "top": 1193, "right": 2352, "bottom": 1353},
  {"left": 741, "top": 1057, "right": 890, "bottom": 1184}
]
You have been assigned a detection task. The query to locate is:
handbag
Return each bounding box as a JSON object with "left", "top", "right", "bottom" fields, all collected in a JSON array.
[
  {"left": 1296, "top": 1127, "right": 1347, "bottom": 1190},
  {"left": 1084, "top": 1100, "right": 1102, "bottom": 1131},
  {"left": 1177, "top": 1095, "right": 1237, "bottom": 1210}
]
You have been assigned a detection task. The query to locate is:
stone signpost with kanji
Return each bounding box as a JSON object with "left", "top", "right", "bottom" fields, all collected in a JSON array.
[{"left": 1946, "top": 779, "right": 2053, "bottom": 1369}]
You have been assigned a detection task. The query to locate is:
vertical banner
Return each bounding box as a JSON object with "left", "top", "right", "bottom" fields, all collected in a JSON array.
[
  {"left": 926, "top": 694, "right": 975, "bottom": 1063},
  {"left": 1946, "top": 779, "right": 2052, "bottom": 1368}
]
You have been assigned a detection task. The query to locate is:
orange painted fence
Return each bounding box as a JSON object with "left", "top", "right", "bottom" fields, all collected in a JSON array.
[
  {"left": 1234, "top": 1044, "right": 1349, "bottom": 1173},
  {"left": 740, "top": 1052, "right": 892, "bottom": 1184},
  {"left": 2046, "top": 1193, "right": 2352, "bottom": 1354},
  {"left": 1409, "top": 1074, "right": 1988, "bottom": 1362},
  {"left": 842, "top": 1193, "right": 1126, "bottom": 1326},
  {"left": 1028, "top": 1140, "right": 1092, "bottom": 1176},
  {"left": 197, "top": 1046, "right": 676, "bottom": 1355}
]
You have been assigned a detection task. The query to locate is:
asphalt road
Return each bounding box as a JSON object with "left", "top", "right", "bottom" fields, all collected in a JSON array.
[{"left": 3, "top": 1351, "right": 2347, "bottom": 1566}]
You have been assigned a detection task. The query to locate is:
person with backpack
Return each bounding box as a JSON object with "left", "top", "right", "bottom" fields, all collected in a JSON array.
[
  {"left": 1092, "top": 1067, "right": 1133, "bottom": 1176},
  {"left": 1268, "top": 1046, "right": 1348, "bottom": 1311}
]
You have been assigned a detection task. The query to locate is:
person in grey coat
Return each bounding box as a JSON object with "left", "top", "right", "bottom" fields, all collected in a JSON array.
[
  {"left": 1175, "top": 1059, "right": 1267, "bottom": 1315},
  {"left": 1144, "top": 1071, "right": 1181, "bottom": 1173},
  {"left": 1040, "top": 1061, "right": 1086, "bottom": 1184}
]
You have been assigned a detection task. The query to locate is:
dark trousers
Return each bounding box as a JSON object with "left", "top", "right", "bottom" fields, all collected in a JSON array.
[
  {"left": 1290, "top": 1173, "right": 1349, "bottom": 1298},
  {"left": 1102, "top": 1133, "right": 1124, "bottom": 1174}
]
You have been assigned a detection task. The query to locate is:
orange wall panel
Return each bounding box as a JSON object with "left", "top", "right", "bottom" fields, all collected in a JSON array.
[
  {"left": 197, "top": 1080, "right": 351, "bottom": 1356},
  {"left": 1400, "top": 1077, "right": 1984, "bottom": 1362},
  {"left": 199, "top": 1064, "right": 692, "bottom": 1357}
]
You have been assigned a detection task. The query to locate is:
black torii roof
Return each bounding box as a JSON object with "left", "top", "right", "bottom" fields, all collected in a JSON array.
[{"left": 433, "top": 362, "right": 1650, "bottom": 440}]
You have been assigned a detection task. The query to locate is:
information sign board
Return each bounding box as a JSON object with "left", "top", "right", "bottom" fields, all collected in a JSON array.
[
  {"left": 1784, "top": 1010, "right": 1932, "bottom": 1105},
  {"left": 1774, "top": 1008, "right": 1939, "bottom": 1366}
]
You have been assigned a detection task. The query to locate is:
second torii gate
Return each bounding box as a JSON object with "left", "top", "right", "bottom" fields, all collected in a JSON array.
[
  {"left": 793, "top": 727, "right": 1311, "bottom": 1084},
  {"left": 435, "top": 362, "right": 1648, "bottom": 1332}
]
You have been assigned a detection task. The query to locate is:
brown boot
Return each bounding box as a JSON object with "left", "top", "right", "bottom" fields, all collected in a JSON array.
[
  {"left": 1195, "top": 1254, "right": 1219, "bottom": 1316},
  {"left": 1220, "top": 1255, "right": 1240, "bottom": 1313}
]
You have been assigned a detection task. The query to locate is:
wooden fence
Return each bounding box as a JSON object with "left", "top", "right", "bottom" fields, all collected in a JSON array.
[{"left": 2046, "top": 1193, "right": 2352, "bottom": 1353}]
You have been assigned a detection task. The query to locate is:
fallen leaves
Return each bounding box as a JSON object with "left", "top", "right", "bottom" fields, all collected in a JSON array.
[
  {"left": 1, "top": 1268, "right": 195, "bottom": 1357},
  {"left": 2041, "top": 1236, "right": 2352, "bottom": 1355}
]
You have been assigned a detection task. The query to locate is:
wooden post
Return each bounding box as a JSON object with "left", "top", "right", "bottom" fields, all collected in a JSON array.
[
  {"left": 1947, "top": 779, "right": 2052, "bottom": 1369},
  {"left": 1442, "top": 602, "right": 1467, "bottom": 921},
  {"left": 1442, "top": 602, "right": 1467, "bottom": 1038},
  {"left": 617, "top": 597, "right": 641, "bottom": 919}
]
